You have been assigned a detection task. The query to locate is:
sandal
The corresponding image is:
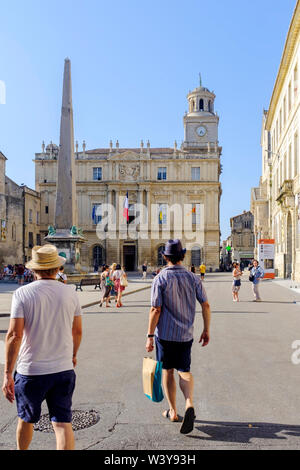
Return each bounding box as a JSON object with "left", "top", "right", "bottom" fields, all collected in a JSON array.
[
  {"left": 180, "top": 407, "right": 196, "bottom": 434},
  {"left": 162, "top": 409, "right": 178, "bottom": 422}
]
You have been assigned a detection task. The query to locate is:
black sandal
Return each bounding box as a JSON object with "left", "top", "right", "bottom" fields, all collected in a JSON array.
[{"left": 180, "top": 407, "right": 196, "bottom": 434}]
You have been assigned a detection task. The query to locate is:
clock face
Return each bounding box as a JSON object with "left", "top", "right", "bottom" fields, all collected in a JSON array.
[{"left": 196, "top": 126, "right": 206, "bottom": 137}]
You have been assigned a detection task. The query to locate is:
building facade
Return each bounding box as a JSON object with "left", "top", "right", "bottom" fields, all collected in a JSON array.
[
  {"left": 229, "top": 211, "right": 255, "bottom": 267},
  {"left": 35, "top": 82, "right": 222, "bottom": 272},
  {"left": 0, "top": 151, "right": 40, "bottom": 266},
  {"left": 251, "top": 1, "right": 300, "bottom": 279}
]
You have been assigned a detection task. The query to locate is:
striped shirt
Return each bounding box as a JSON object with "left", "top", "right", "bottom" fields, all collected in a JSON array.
[{"left": 151, "top": 264, "right": 208, "bottom": 342}]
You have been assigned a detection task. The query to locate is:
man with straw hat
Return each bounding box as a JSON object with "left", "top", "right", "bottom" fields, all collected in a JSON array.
[{"left": 2, "top": 245, "right": 82, "bottom": 450}]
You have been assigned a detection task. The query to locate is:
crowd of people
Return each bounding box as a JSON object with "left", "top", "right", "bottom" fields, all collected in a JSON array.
[
  {"left": 99, "top": 263, "right": 128, "bottom": 308},
  {"left": 0, "top": 264, "right": 35, "bottom": 284}
]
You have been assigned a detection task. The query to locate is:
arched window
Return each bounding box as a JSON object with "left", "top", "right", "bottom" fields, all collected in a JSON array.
[
  {"left": 191, "top": 246, "right": 202, "bottom": 266},
  {"left": 191, "top": 100, "right": 195, "bottom": 112},
  {"left": 157, "top": 245, "right": 167, "bottom": 266},
  {"left": 93, "top": 245, "right": 104, "bottom": 270},
  {"left": 208, "top": 100, "right": 212, "bottom": 112},
  {"left": 199, "top": 99, "right": 204, "bottom": 111}
]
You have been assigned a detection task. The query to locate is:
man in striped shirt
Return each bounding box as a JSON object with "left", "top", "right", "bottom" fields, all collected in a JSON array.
[{"left": 146, "top": 239, "right": 211, "bottom": 434}]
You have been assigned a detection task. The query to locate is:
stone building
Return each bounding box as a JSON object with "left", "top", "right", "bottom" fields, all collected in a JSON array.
[
  {"left": 251, "top": 2, "right": 300, "bottom": 279},
  {"left": 35, "top": 79, "right": 222, "bottom": 272},
  {"left": 229, "top": 211, "right": 255, "bottom": 267},
  {"left": 0, "top": 151, "right": 40, "bottom": 266}
]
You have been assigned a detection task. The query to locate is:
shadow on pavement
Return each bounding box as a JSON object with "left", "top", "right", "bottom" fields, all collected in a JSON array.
[{"left": 187, "top": 420, "right": 300, "bottom": 444}]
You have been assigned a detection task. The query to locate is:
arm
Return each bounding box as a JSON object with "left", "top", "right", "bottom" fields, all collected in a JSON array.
[
  {"left": 72, "top": 316, "right": 82, "bottom": 367},
  {"left": 199, "top": 301, "right": 211, "bottom": 347},
  {"left": 2, "top": 318, "right": 24, "bottom": 403},
  {"left": 146, "top": 306, "right": 161, "bottom": 352}
]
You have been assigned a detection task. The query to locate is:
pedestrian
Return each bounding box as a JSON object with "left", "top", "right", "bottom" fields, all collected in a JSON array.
[
  {"left": 142, "top": 261, "right": 147, "bottom": 280},
  {"left": 16, "top": 264, "right": 25, "bottom": 286},
  {"left": 232, "top": 262, "right": 242, "bottom": 302},
  {"left": 56, "top": 265, "right": 67, "bottom": 284},
  {"left": 1, "top": 245, "right": 82, "bottom": 450},
  {"left": 250, "top": 259, "right": 264, "bottom": 302},
  {"left": 199, "top": 262, "right": 206, "bottom": 280},
  {"left": 191, "top": 264, "right": 195, "bottom": 274},
  {"left": 113, "top": 264, "right": 127, "bottom": 307},
  {"left": 110, "top": 263, "right": 117, "bottom": 301},
  {"left": 146, "top": 239, "right": 211, "bottom": 435},
  {"left": 99, "top": 265, "right": 113, "bottom": 308}
]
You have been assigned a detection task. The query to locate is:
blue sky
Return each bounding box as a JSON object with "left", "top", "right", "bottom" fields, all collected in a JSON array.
[{"left": 0, "top": 0, "right": 297, "bottom": 239}]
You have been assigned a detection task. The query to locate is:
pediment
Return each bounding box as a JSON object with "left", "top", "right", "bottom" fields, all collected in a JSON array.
[{"left": 109, "top": 150, "right": 140, "bottom": 161}]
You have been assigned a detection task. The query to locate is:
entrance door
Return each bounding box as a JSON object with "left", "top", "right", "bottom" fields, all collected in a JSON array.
[
  {"left": 123, "top": 245, "right": 136, "bottom": 271},
  {"left": 93, "top": 245, "right": 103, "bottom": 270}
]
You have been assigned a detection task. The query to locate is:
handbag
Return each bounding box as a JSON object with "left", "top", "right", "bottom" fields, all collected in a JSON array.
[
  {"left": 120, "top": 274, "right": 128, "bottom": 287},
  {"left": 142, "top": 357, "right": 164, "bottom": 403},
  {"left": 249, "top": 274, "right": 254, "bottom": 282}
]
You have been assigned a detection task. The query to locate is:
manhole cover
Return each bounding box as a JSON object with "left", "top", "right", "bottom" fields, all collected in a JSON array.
[{"left": 34, "top": 409, "right": 100, "bottom": 433}]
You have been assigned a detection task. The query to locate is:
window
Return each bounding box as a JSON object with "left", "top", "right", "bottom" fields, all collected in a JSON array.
[
  {"left": 192, "top": 203, "right": 201, "bottom": 225},
  {"left": 12, "top": 223, "right": 16, "bottom": 241},
  {"left": 288, "top": 81, "right": 292, "bottom": 113},
  {"left": 191, "top": 167, "right": 200, "bottom": 181},
  {"left": 208, "top": 100, "right": 212, "bottom": 112},
  {"left": 93, "top": 167, "right": 102, "bottom": 181},
  {"left": 28, "top": 209, "right": 33, "bottom": 223},
  {"left": 283, "top": 96, "right": 286, "bottom": 126},
  {"left": 294, "top": 64, "right": 298, "bottom": 100},
  {"left": 45, "top": 206, "right": 49, "bottom": 214},
  {"left": 199, "top": 99, "right": 204, "bottom": 111},
  {"left": 28, "top": 232, "right": 34, "bottom": 249},
  {"left": 92, "top": 203, "right": 102, "bottom": 224},
  {"left": 36, "top": 233, "right": 41, "bottom": 245},
  {"left": 128, "top": 204, "right": 136, "bottom": 224},
  {"left": 93, "top": 245, "right": 103, "bottom": 268},
  {"left": 157, "top": 167, "right": 167, "bottom": 181},
  {"left": 191, "top": 246, "right": 201, "bottom": 266},
  {"left": 36, "top": 211, "right": 40, "bottom": 225},
  {"left": 158, "top": 204, "right": 167, "bottom": 225}
]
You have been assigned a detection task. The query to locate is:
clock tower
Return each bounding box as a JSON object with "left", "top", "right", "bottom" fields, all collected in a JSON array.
[{"left": 182, "top": 81, "right": 219, "bottom": 149}]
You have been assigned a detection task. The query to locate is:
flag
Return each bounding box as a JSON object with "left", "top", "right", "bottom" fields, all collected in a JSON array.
[
  {"left": 92, "top": 205, "right": 96, "bottom": 222},
  {"left": 123, "top": 191, "right": 129, "bottom": 222}
]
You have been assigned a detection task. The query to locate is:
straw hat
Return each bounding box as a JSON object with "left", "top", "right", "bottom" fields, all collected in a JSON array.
[{"left": 25, "top": 245, "right": 66, "bottom": 270}]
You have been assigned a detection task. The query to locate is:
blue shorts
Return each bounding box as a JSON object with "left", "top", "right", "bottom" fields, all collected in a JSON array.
[
  {"left": 155, "top": 337, "right": 193, "bottom": 372},
  {"left": 14, "top": 370, "right": 76, "bottom": 423}
]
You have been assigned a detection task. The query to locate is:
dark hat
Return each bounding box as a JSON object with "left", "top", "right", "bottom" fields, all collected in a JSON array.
[{"left": 162, "top": 239, "right": 186, "bottom": 257}]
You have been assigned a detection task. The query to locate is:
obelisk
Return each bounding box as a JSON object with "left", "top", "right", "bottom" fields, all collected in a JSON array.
[
  {"left": 55, "top": 58, "right": 77, "bottom": 228},
  {"left": 45, "top": 58, "right": 84, "bottom": 273}
]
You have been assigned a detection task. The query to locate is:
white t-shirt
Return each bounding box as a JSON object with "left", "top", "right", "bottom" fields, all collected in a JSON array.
[
  {"left": 113, "top": 269, "right": 124, "bottom": 280},
  {"left": 11, "top": 280, "right": 82, "bottom": 376}
]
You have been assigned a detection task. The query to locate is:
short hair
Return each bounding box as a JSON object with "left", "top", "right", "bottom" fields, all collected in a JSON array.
[
  {"left": 163, "top": 252, "right": 185, "bottom": 265},
  {"left": 33, "top": 267, "right": 59, "bottom": 277}
]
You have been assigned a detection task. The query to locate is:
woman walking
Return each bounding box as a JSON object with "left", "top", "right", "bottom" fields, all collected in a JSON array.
[
  {"left": 99, "top": 265, "right": 113, "bottom": 308},
  {"left": 232, "top": 262, "right": 242, "bottom": 302},
  {"left": 113, "top": 264, "right": 127, "bottom": 307}
]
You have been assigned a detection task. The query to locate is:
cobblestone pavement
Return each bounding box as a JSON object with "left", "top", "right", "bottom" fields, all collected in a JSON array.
[{"left": 1, "top": 272, "right": 300, "bottom": 450}]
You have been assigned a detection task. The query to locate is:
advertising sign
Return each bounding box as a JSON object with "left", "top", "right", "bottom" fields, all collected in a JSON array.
[{"left": 258, "top": 239, "right": 275, "bottom": 279}]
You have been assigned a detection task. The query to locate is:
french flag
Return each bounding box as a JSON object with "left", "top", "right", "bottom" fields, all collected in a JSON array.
[{"left": 123, "top": 191, "right": 129, "bottom": 222}]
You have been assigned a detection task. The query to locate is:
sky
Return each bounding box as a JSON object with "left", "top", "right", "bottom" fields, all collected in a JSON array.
[{"left": 0, "top": 0, "right": 297, "bottom": 240}]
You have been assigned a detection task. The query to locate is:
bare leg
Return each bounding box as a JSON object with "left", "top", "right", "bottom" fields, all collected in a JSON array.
[
  {"left": 162, "top": 369, "right": 178, "bottom": 421},
  {"left": 52, "top": 422, "right": 75, "bottom": 450},
  {"left": 178, "top": 371, "right": 194, "bottom": 410},
  {"left": 16, "top": 419, "right": 34, "bottom": 450}
]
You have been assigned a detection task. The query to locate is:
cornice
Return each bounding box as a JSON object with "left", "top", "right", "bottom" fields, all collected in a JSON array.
[{"left": 266, "top": 1, "right": 300, "bottom": 129}]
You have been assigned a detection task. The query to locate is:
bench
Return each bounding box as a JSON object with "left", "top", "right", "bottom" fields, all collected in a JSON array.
[{"left": 75, "top": 277, "right": 101, "bottom": 291}]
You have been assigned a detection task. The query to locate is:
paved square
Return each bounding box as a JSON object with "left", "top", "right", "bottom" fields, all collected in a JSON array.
[{"left": 1, "top": 273, "right": 300, "bottom": 450}]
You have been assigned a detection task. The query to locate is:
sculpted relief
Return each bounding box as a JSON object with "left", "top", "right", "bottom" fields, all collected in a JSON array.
[{"left": 119, "top": 163, "right": 140, "bottom": 181}]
